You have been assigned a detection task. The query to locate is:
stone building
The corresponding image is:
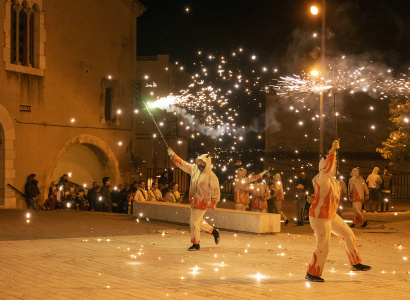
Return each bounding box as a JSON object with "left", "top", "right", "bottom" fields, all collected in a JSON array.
[{"left": 0, "top": 0, "right": 146, "bottom": 208}]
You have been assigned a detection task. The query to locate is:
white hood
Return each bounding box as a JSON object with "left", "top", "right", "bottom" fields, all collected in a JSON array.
[
  {"left": 351, "top": 167, "right": 360, "bottom": 177},
  {"left": 195, "top": 154, "right": 213, "bottom": 174},
  {"left": 372, "top": 167, "right": 380, "bottom": 174}
]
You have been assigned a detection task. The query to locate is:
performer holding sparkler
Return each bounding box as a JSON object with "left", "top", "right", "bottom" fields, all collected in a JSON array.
[
  {"left": 306, "top": 140, "right": 371, "bottom": 282},
  {"left": 168, "top": 149, "right": 220, "bottom": 251}
]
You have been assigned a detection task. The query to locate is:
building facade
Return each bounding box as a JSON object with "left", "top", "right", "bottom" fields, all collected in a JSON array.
[{"left": 0, "top": 0, "right": 145, "bottom": 208}]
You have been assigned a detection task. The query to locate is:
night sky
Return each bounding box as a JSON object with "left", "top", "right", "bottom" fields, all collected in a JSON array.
[
  {"left": 137, "top": 0, "right": 410, "bottom": 71},
  {"left": 136, "top": 0, "right": 410, "bottom": 172}
]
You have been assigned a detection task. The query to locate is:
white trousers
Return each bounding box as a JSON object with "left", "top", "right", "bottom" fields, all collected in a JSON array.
[
  {"left": 235, "top": 203, "right": 248, "bottom": 211},
  {"left": 307, "top": 214, "right": 362, "bottom": 277},
  {"left": 190, "top": 208, "right": 213, "bottom": 244},
  {"left": 352, "top": 202, "right": 366, "bottom": 225},
  {"left": 273, "top": 200, "right": 288, "bottom": 221}
]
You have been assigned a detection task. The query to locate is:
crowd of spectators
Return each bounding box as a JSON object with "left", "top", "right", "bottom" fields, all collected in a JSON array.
[{"left": 42, "top": 173, "right": 183, "bottom": 214}]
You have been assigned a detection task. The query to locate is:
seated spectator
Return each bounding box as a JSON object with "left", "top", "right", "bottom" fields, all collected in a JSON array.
[
  {"left": 45, "top": 183, "right": 58, "bottom": 210},
  {"left": 164, "top": 183, "right": 181, "bottom": 203},
  {"left": 134, "top": 180, "right": 148, "bottom": 202},
  {"left": 148, "top": 182, "right": 163, "bottom": 201}
]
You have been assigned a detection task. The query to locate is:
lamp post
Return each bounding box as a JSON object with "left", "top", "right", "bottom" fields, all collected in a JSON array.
[{"left": 311, "top": 0, "right": 326, "bottom": 154}]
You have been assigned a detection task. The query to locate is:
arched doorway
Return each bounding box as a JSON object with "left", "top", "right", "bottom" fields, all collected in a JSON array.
[
  {"left": 46, "top": 134, "right": 121, "bottom": 194},
  {"left": 0, "top": 104, "right": 16, "bottom": 208}
]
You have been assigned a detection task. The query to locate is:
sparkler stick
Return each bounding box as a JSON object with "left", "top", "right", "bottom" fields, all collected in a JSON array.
[{"left": 144, "top": 101, "right": 170, "bottom": 149}]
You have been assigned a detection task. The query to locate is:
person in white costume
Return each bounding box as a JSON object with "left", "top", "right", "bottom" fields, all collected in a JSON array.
[
  {"left": 164, "top": 183, "right": 181, "bottom": 203},
  {"left": 168, "top": 149, "right": 220, "bottom": 251},
  {"left": 272, "top": 173, "right": 289, "bottom": 225},
  {"left": 148, "top": 182, "right": 163, "bottom": 202},
  {"left": 349, "top": 167, "right": 369, "bottom": 227},
  {"left": 306, "top": 140, "right": 371, "bottom": 282},
  {"left": 234, "top": 168, "right": 268, "bottom": 211}
]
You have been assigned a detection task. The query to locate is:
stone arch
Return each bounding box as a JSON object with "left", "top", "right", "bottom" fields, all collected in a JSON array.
[
  {"left": 0, "top": 104, "right": 16, "bottom": 208},
  {"left": 45, "top": 134, "right": 121, "bottom": 198}
]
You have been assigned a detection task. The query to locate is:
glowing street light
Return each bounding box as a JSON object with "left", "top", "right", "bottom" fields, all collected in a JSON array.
[{"left": 310, "top": 5, "right": 319, "bottom": 15}]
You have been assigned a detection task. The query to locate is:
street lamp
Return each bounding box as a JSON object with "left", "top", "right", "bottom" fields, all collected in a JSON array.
[{"left": 310, "top": 1, "right": 326, "bottom": 154}]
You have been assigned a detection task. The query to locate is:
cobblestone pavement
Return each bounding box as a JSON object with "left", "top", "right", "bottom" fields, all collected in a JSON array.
[{"left": 0, "top": 206, "right": 409, "bottom": 300}]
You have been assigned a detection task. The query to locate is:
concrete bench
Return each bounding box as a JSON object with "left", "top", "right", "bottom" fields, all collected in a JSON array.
[{"left": 133, "top": 201, "right": 281, "bottom": 233}]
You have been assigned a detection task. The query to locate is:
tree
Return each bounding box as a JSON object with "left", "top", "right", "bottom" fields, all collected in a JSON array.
[{"left": 377, "top": 96, "right": 410, "bottom": 165}]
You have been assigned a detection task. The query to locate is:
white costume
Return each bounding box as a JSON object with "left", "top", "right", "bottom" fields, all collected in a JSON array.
[
  {"left": 164, "top": 190, "right": 181, "bottom": 203},
  {"left": 148, "top": 188, "right": 163, "bottom": 202},
  {"left": 349, "top": 168, "right": 369, "bottom": 225},
  {"left": 234, "top": 169, "right": 267, "bottom": 211},
  {"left": 169, "top": 151, "right": 220, "bottom": 245},
  {"left": 134, "top": 188, "right": 147, "bottom": 202},
  {"left": 307, "top": 141, "right": 362, "bottom": 278},
  {"left": 273, "top": 174, "right": 288, "bottom": 221},
  {"left": 251, "top": 181, "right": 267, "bottom": 212}
]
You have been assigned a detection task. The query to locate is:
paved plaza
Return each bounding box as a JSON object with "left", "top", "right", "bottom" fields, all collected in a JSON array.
[{"left": 0, "top": 203, "right": 409, "bottom": 299}]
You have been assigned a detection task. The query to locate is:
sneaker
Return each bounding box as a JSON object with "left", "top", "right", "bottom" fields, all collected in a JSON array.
[
  {"left": 362, "top": 210, "right": 367, "bottom": 213},
  {"left": 351, "top": 263, "right": 371, "bottom": 271},
  {"left": 188, "top": 244, "right": 200, "bottom": 251},
  {"left": 305, "top": 272, "right": 324, "bottom": 282},
  {"left": 361, "top": 221, "right": 369, "bottom": 228},
  {"left": 350, "top": 224, "right": 356, "bottom": 228},
  {"left": 285, "top": 219, "right": 289, "bottom": 226},
  {"left": 212, "top": 229, "right": 220, "bottom": 245}
]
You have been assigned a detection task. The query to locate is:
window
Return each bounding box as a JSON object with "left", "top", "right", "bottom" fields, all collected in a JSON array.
[
  {"left": 3, "top": 0, "right": 46, "bottom": 76},
  {"left": 105, "top": 88, "right": 112, "bottom": 121},
  {"left": 100, "top": 79, "right": 119, "bottom": 125}
]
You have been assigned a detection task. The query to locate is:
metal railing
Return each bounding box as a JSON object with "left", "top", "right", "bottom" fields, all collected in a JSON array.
[{"left": 146, "top": 168, "right": 410, "bottom": 200}]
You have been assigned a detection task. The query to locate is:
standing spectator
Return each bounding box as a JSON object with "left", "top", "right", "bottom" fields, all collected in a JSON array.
[
  {"left": 366, "top": 167, "right": 382, "bottom": 212},
  {"left": 161, "top": 182, "right": 170, "bottom": 197},
  {"left": 130, "top": 181, "right": 138, "bottom": 195},
  {"left": 24, "top": 174, "right": 40, "bottom": 211},
  {"left": 380, "top": 166, "right": 393, "bottom": 212},
  {"left": 57, "top": 174, "right": 68, "bottom": 189},
  {"left": 158, "top": 171, "right": 169, "bottom": 188},
  {"left": 349, "top": 168, "right": 369, "bottom": 228},
  {"left": 295, "top": 184, "right": 305, "bottom": 226},
  {"left": 100, "top": 177, "right": 112, "bottom": 212},
  {"left": 251, "top": 178, "right": 267, "bottom": 212},
  {"left": 265, "top": 182, "right": 276, "bottom": 214},
  {"left": 306, "top": 140, "right": 371, "bottom": 282},
  {"left": 120, "top": 184, "right": 131, "bottom": 213},
  {"left": 111, "top": 185, "right": 123, "bottom": 213},
  {"left": 148, "top": 182, "right": 163, "bottom": 201},
  {"left": 296, "top": 172, "right": 314, "bottom": 220},
  {"left": 273, "top": 173, "right": 289, "bottom": 225},
  {"left": 164, "top": 182, "right": 181, "bottom": 203},
  {"left": 134, "top": 180, "right": 148, "bottom": 203}
]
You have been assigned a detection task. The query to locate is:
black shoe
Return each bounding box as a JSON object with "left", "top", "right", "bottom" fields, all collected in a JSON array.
[
  {"left": 285, "top": 219, "right": 289, "bottom": 226},
  {"left": 350, "top": 224, "right": 355, "bottom": 228},
  {"left": 351, "top": 263, "right": 371, "bottom": 271},
  {"left": 188, "top": 244, "right": 200, "bottom": 251},
  {"left": 212, "top": 229, "right": 220, "bottom": 245},
  {"left": 297, "top": 222, "right": 304, "bottom": 226},
  {"left": 361, "top": 221, "right": 369, "bottom": 228},
  {"left": 305, "top": 273, "right": 324, "bottom": 282}
]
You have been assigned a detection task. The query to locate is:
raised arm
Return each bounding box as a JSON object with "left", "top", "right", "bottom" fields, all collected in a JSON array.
[{"left": 168, "top": 148, "right": 195, "bottom": 175}]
